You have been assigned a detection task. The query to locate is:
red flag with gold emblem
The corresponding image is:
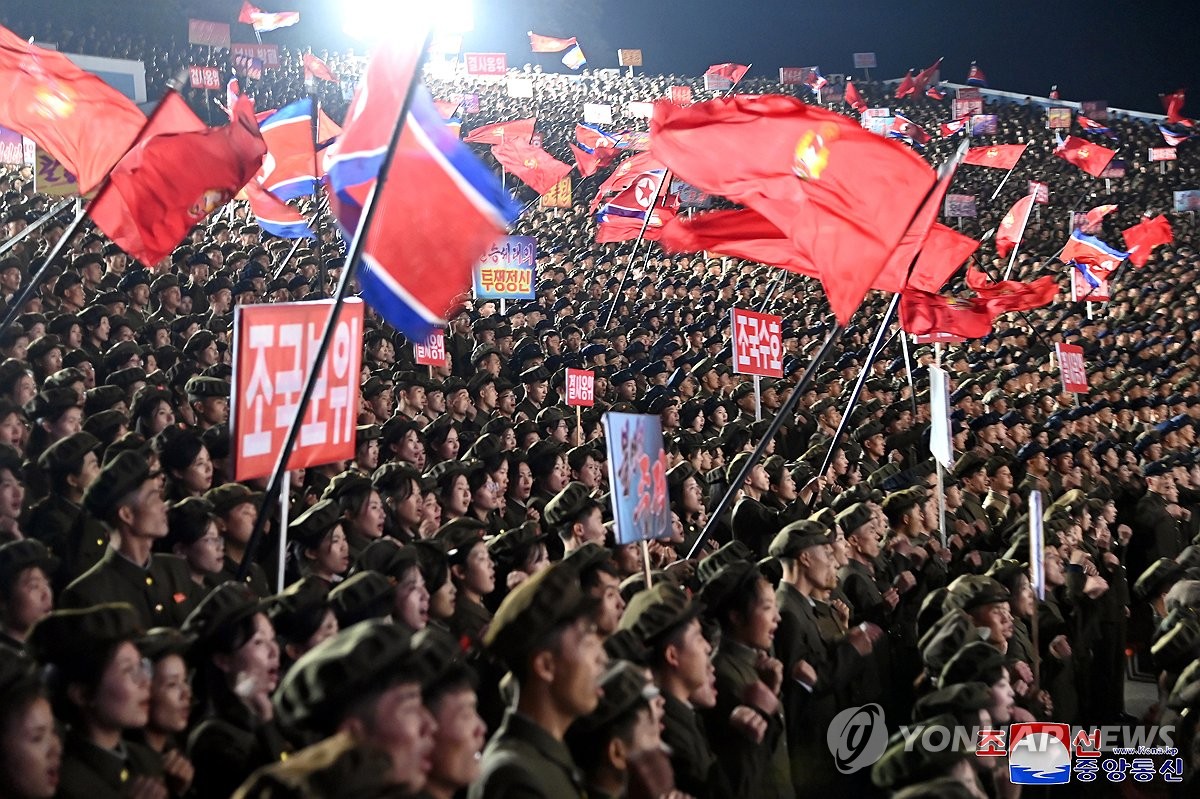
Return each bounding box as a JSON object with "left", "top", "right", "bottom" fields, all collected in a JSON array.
[
  {"left": 0, "top": 24, "right": 147, "bottom": 194},
  {"left": 492, "top": 138, "right": 572, "bottom": 194},
  {"left": 89, "top": 95, "right": 266, "bottom": 265},
  {"left": 963, "top": 144, "right": 1026, "bottom": 169},
  {"left": 462, "top": 118, "right": 535, "bottom": 145},
  {"left": 995, "top": 194, "right": 1035, "bottom": 258},
  {"left": 964, "top": 267, "right": 1060, "bottom": 315},
  {"left": 1055, "top": 135, "right": 1115, "bottom": 177},
  {"left": 900, "top": 290, "right": 995, "bottom": 338}
]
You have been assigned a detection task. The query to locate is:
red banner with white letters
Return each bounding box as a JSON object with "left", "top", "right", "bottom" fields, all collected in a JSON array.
[
  {"left": 731, "top": 308, "right": 783, "bottom": 378},
  {"left": 413, "top": 330, "right": 448, "bottom": 368},
  {"left": 1055, "top": 343, "right": 1088, "bottom": 393},
  {"left": 565, "top": 368, "right": 595, "bottom": 407}
]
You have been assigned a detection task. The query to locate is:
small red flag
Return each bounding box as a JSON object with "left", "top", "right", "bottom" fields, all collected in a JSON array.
[
  {"left": 963, "top": 144, "right": 1027, "bottom": 170},
  {"left": 1055, "top": 135, "right": 1115, "bottom": 177},
  {"left": 569, "top": 142, "right": 617, "bottom": 177},
  {"left": 912, "top": 57, "right": 943, "bottom": 94},
  {"left": 844, "top": 79, "right": 867, "bottom": 113},
  {"left": 900, "top": 290, "right": 995, "bottom": 339},
  {"left": 1122, "top": 215, "right": 1174, "bottom": 267},
  {"left": 462, "top": 118, "right": 535, "bottom": 145},
  {"left": 492, "top": 138, "right": 572, "bottom": 195},
  {"left": 590, "top": 152, "right": 667, "bottom": 209},
  {"left": 911, "top": 224, "right": 979, "bottom": 293},
  {"left": 964, "top": 268, "right": 1060, "bottom": 315},
  {"left": 894, "top": 70, "right": 917, "bottom": 99},
  {"left": 89, "top": 95, "right": 266, "bottom": 266},
  {"left": 940, "top": 115, "right": 970, "bottom": 137},
  {"left": 528, "top": 32, "right": 578, "bottom": 53},
  {"left": 658, "top": 208, "right": 819, "bottom": 278},
  {"left": 302, "top": 53, "right": 337, "bottom": 83},
  {"left": 1079, "top": 204, "right": 1118, "bottom": 234},
  {"left": 595, "top": 206, "right": 675, "bottom": 243},
  {"left": 994, "top": 194, "right": 1035, "bottom": 258},
  {"left": 1162, "top": 89, "right": 1188, "bottom": 125},
  {"left": 705, "top": 63, "right": 749, "bottom": 85}
]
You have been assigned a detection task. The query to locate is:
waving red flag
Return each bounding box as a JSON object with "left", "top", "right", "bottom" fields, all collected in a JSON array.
[
  {"left": 964, "top": 268, "right": 1059, "bottom": 314},
  {"left": 963, "top": 144, "right": 1026, "bottom": 169},
  {"left": 912, "top": 224, "right": 979, "bottom": 292},
  {"left": 659, "top": 208, "right": 819, "bottom": 277},
  {"left": 492, "top": 138, "right": 572, "bottom": 194},
  {"left": 1079, "top": 204, "right": 1118, "bottom": 234},
  {"left": 651, "top": 94, "right": 936, "bottom": 324},
  {"left": 0, "top": 24, "right": 148, "bottom": 194},
  {"left": 1122, "top": 215, "right": 1174, "bottom": 267},
  {"left": 1162, "top": 90, "right": 1188, "bottom": 125},
  {"left": 590, "top": 151, "right": 667, "bottom": 209},
  {"left": 706, "top": 63, "right": 749, "bottom": 85},
  {"left": 900, "top": 290, "right": 995, "bottom": 338},
  {"left": 1055, "top": 135, "right": 1115, "bottom": 177},
  {"left": 893, "top": 70, "right": 917, "bottom": 99},
  {"left": 994, "top": 194, "right": 1035, "bottom": 258},
  {"left": 570, "top": 142, "right": 617, "bottom": 177},
  {"left": 529, "top": 33, "right": 577, "bottom": 53},
  {"left": 302, "top": 53, "right": 337, "bottom": 83},
  {"left": 463, "top": 118, "right": 535, "bottom": 145},
  {"left": 89, "top": 96, "right": 265, "bottom": 266},
  {"left": 844, "top": 79, "right": 867, "bottom": 113},
  {"left": 912, "top": 57, "right": 943, "bottom": 94}
]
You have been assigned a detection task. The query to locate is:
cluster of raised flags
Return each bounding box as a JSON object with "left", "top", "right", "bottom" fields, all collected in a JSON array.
[
  {"left": 894, "top": 57, "right": 942, "bottom": 99},
  {"left": 589, "top": 151, "right": 677, "bottom": 243},
  {"left": 527, "top": 32, "right": 586, "bottom": 70},
  {"left": 238, "top": 2, "right": 300, "bottom": 33},
  {"left": 302, "top": 53, "right": 336, "bottom": 84}
]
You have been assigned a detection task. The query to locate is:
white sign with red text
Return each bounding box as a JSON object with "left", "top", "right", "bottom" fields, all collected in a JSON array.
[{"left": 1055, "top": 343, "right": 1088, "bottom": 393}]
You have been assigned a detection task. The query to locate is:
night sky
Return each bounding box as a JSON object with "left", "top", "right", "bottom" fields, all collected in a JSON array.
[{"left": 50, "top": 0, "right": 1200, "bottom": 113}]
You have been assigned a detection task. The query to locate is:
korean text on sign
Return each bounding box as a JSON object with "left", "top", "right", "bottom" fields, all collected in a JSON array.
[
  {"left": 731, "top": 308, "right": 784, "bottom": 378},
  {"left": 413, "top": 331, "right": 448, "bottom": 368},
  {"left": 465, "top": 52, "right": 507, "bottom": 76},
  {"left": 232, "top": 300, "right": 364, "bottom": 481},
  {"left": 473, "top": 235, "right": 537, "bottom": 299},
  {"left": 1056, "top": 343, "right": 1088, "bottom": 393},
  {"left": 189, "top": 66, "right": 221, "bottom": 91},
  {"left": 565, "top": 369, "right": 594, "bottom": 407}
]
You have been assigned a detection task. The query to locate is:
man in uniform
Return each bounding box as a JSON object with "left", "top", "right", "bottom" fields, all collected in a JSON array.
[{"left": 27, "top": 431, "right": 106, "bottom": 588}]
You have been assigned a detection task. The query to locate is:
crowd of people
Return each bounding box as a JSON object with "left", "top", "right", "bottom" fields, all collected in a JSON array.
[{"left": 0, "top": 10, "right": 1199, "bottom": 799}]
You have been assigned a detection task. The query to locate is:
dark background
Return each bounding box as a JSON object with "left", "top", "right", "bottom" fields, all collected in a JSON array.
[{"left": 21, "top": 0, "right": 1200, "bottom": 112}]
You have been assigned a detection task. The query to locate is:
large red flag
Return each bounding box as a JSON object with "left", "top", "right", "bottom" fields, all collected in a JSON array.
[
  {"left": 1122, "top": 215, "right": 1174, "bottom": 267},
  {"left": 462, "top": 118, "right": 535, "bottom": 145},
  {"left": 651, "top": 94, "right": 936, "bottom": 323},
  {"left": 0, "top": 25, "right": 147, "bottom": 194},
  {"left": 912, "top": 57, "right": 943, "bottom": 94},
  {"left": 994, "top": 194, "right": 1035, "bottom": 258},
  {"left": 492, "top": 138, "right": 572, "bottom": 194},
  {"left": 963, "top": 144, "right": 1026, "bottom": 169},
  {"left": 844, "top": 79, "right": 867, "bottom": 113},
  {"left": 529, "top": 32, "right": 577, "bottom": 53},
  {"left": 89, "top": 96, "right": 266, "bottom": 266},
  {"left": 911, "top": 224, "right": 979, "bottom": 293},
  {"left": 893, "top": 70, "right": 917, "bottom": 99},
  {"left": 964, "top": 268, "right": 1060, "bottom": 315},
  {"left": 1055, "top": 135, "right": 1115, "bottom": 177},
  {"left": 1079, "top": 203, "right": 1118, "bottom": 234},
  {"left": 569, "top": 142, "right": 617, "bottom": 177},
  {"left": 900, "top": 290, "right": 995, "bottom": 339},
  {"left": 658, "top": 208, "right": 819, "bottom": 278},
  {"left": 595, "top": 205, "right": 674, "bottom": 243}
]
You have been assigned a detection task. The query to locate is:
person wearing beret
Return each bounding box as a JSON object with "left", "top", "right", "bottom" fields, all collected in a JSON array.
[
  {"left": 0, "top": 650, "right": 62, "bottom": 799},
  {"left": 29, "top": 603, "right": 168, "bottom": 799},
  {"left": 60, "top": 452, "right": 202, "bottom": 628},
  {"left": 544, "top": 481, "right": 606, "bottom": 557},
  {"left": 26, "top": 431, "right": 108, "bottom": 586},
  {"left": 266, "top": 576, "right": 338, "bottom": 670},
  {"left": 438, "top": 518, "right": 494, "bottom": 653},
  {"left": 323, "top": 471, "right": 385, "bottom": 561},
  {"left": 133, "top": 628, "right": 196, "bottom": 797},
  {"left": 351, "top": 423, "right": 381, "bottom": 475},
  {"left": 729, "top": 454, "right": 798, "bottom": 559},
  {"left": 371, "top": 462, "right": 424, "bottom": 544},
  {"left": 288, "top": 499, "right": 350, "bottom": 588},
  {"left": 165, "top": 497, "right": 225, "bottom": 592},
  {"left": 183, "top": 583, "right": 291, "bottom": 798},
  {"left": 205, "top": 483, "right": 271, "bottom": 598},
  {"left": 184, "top": 376, "right": 230, "bottom": 434},
  {"left": 0, "top": 539, "right": 57, "bottom": 653},
  {"left": 420, "top": 632, "right": 489, "bottom": 799},
  {"left": 25, "top": 385, "right": 82, "bottom": 464},
  {"left": 470, "top": 561, "right": 606, "bottom": 799},
  {"left": 952, "top": 452, "right": 991, "bottom": 540}
]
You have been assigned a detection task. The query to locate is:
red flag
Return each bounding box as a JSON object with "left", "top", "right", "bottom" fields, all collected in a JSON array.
[
  {"left": 963, "top": 269, "right": 1059, "bottom": 315},
  {"left": 651, "top": 94, "right": 936, "bottom": 324},
  {"left": 316, "top": 107, "right": 341, "bottom": 144},
  {"left": 574, "top": 123, "right": 621, "bottom": 151},
  {"left": 911, "top": 224, "right": 979, "bottom": 293},
  {"left": 89, "top": 95, "right": 266, "bottom": 266},
  {"left": 844, "top": 79, "right": 867, "bottom": 113},
  {"left": 462, "top": 118, "right": 535, "bottom": 145},
  {"left": 1079, "top": 204, "right": 1118, "bottom": 234},
  {"left": 900, "top": 290, "right": 995, "bottom": 339},
  {"left": 894, "top": 70, "right": 917, "bottom": 99},
  {"left": 433, "top": 99, "right": 460, "bottom": 119},
  {"left": 994, "top": 194, "right": 1035, "bottom": 258},
  {"left": 659, "top": 208, "right": 819, "bottom": 278},
  {"left": 1122, "top": 215, "right": 1174, "bottom": 267},
  {"left": 705, "top": 63, "right": 749, "bottom": 85},
  {"left": 595, "top": 205, "right": 675, "bottom": 243},
  {"left": 912, "top": 57, "right": 943, "bottom": 94},
  {"left": 591, "top": 151, "right": 667, "bottom": 208},
  {"left": 926, "top": 85, "right": 946, "bottom": 101},
  {"left": 1162, "top": 89, "right": 1188, "bottom": 125},
  {"left": 1049, "top": 85, "right": 1060, "bottom": 100},
  {"left": 888, "top": 114, "right": 932, "bottom": 145},
  {"left": 492, "top": 138, "right": 572, "bottom": 194},
  {"left": 963, "top": 144, "right": 1026, "bottom": 169},
  {"left": 570, "top": 142, "right": 617, "bottom": 177},
  {"left": 0, "top": 25, "right": 148, "bottom": 194},
  {"left": 1055, "top": 135, "right": 1115, "bottom": 177},
  {"left": 528, "top": 32, "right": 577, "bottom": 53},
  {"left": 302, "top": 53, "right": 337, "bottom": 83}
]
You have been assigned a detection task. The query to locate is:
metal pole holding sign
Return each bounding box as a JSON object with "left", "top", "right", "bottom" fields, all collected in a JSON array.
[
  {"left": 754, "top": 375, "right": 762, "bottom": 421},
  {"left": 277, "top": 472, "right": 290, "bottom": 593}
]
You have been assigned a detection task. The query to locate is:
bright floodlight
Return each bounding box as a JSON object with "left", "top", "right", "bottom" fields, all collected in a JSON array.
[{"left": 342, "top": 0, "right": 474, "bottom": 41}]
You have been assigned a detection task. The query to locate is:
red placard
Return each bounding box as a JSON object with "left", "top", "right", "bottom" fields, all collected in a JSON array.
[
  {"left": 731, "top": 308, "right": 783, "bottom": 378},
  {"left": 413, "top": 330, "right": 448, "bottom": 367},
  {"left": 189, "top": 66, "right": 221, "bottom": 91},
  {"left": 1028, "top": 181, "right": 1049, "bottom": 204},
  {"left": 565, "top": 368, "right": 595, "bottom": 407},
  {"left": 669, "top": 85, "right": 693, "bottom": 106},
  {"left": 1149, "top": 147, "right": 1178, "bottom": 162},
  {"left": 1055, "top": 343, "right": 1088, "bottom": 393},
  {"left": 231, "top": 300, "right": 364, "bottom": 481},
  {"left": 230, "top": 43, "right": 279, "bottom": 69},
  {"left": 188, "top": 19, "right": 231, "bottom": 49},
  {"left": 465, "top": 52, "right": 507, "bottom": 76},
  {"left": 779, "top": 67, "right": 805, "bottom": 85}
]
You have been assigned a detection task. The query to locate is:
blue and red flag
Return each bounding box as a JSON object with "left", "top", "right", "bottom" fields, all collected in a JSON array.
[
  {"left": 887, "top": 114, "right": 931, "bottom": 147},
  {"left": 1060, "top": 230, "right": 1128, "bottom": 273},
  {"left": 245, "top": 180, "right": 314, "bottom": 239},
  {"left": 1077, "top": 115, "right": 1110, "bottom": 134},
  {"left": 1159, "top": 124, "right": 1193, "bottom": 147},
  {"left": 966, "top": 62, "right": 987, "bottom": 86},
  {"left": 239, "top": 2, "right": 300, "bottom": 33},
  {"left": 258, "top": 97, "right": 318, "bottom": 201},
  {"left": 326, "top": 39, "right": 519, "bottom": 338}
]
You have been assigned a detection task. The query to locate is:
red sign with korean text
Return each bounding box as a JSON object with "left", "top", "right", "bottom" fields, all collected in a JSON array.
[
  {"left": 188, "top": 19, "right": 231, "bottom": 49},
  {"left": 669, "top": 85, "right": 693, "bottom": 106},
  {"left": 232, "top": 300, "right": 364, "bottom": 480},
  {"left": 230, "top": 43, "right": 280, "bottom": 69},
  {"left": 1149, "top": 147, "right": 1177, "bottom": 162},
  {"left": 413, "top": 330, "right": 448, "bottom": 368},
  {"left": 465, "top": 52, "right": 507, "bottom": 76},
  {"left": 1055, "top": 343, "right": 1088, "bottom": 393},
  {"left": 565, "top": 368, "right": 595, "bottom": 407},
  {"left": 189, "top": 66, "right": 222, "bottom": 91},
  {"left": 731, "top": 308, "right": 783, "bottom": 378}
]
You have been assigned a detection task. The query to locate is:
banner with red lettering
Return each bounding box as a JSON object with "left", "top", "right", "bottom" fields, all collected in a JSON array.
[
  {"left": 731, "top": 308, "right": 783, "bottom": 378},
  {"left": 473, "top": 235, "right": 537, "bottom": 299},
  {"left": 231, "top": 300, "right": 364, "bottom": 480},
  {"left": 565, "top": 368, "right": 595, "bottom": 407},
  {"left": 1055, "top": 343, "right": 1088, "bottom": 393}
]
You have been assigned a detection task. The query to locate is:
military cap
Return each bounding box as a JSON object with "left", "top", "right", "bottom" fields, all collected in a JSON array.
[
  {"left": 184, "top": 376, "right": 230, "bottom": 400},
  {"left": 1134, "top": 558, "right": 1185, "bottom": 601},
  {"left": 854, "top": 421, "right": 885, "bottom": 444},
  {"left": 1143, "top": 460, "right": 1172, "bottom": 477},
  {"left": 520, "top": 364, "right": 551, "bottom": 384},
  {"left": 150, "top": 274, "right": 179, "bottom": 293},
  {"left": 275, "top": 621, "right": 439, "bottom": 734},
  {"left": 137, "top": 627, "right": 195, "bottom": 663},
  {"left": 289, "top": 499, "right": 343, "bottom": 549},
  {"left": 164, "top": 497, "right": 216, "bottom": 549},
  {"left": 1151, "top": 614, "right": 1200, "bottom": 674},
  {"left": 80, "top": 410, "right": 127, "bottom": 446},
  {"left": 484, "top": 560, "right": 599, "bottom": 668},
  {"left": 871, "top": 714, "right": 974, "bottom": 790},
  {"left": 106, "top": 366, "right": 147, "bottom": 390},
  {"left": 544, "top": 481, "right": 601, "bottom": 529},
  {"left": 357, "top": 539, "right": 421, "bottom": 581},
  {"left": 29, "top": 603, "right": 142, "bottom": 668},
  {"left": 267, "top": 576, "right": 332, "bottom": 645},
  {"left": 610, "top": 368, "right": 636, "bottom": 386},
  {"left": 696, "top": 540, "right": 753, "bottom": 584},
  {"left": 37, "top": 431, "right": 101, "bottom": 474},
  {"left": 434, "top": 518, "right": 489, "bottom": 563},
  {"left": 26, "top": 387, "right": 79, "bottom": 421},
  {"left": 938, "top": 640, "right": 1006, "bottom": 688},
  {"left": 867, "top": 462, "right": 901, "bottom": 489},
  {"left": 83, "top": 450, "right": 154, "bottom": 520},
  {"left": 1014, "top": 443, "right": 1044, "bottom": 463},
  {"left": 204, "top": 482, "right": 264, "bottom": 516},
  {"left": 360, "top": 376, "right": 388, "bottom": 400},
  {"left": 835, "top": 502, "right": 874, "bottom": 536},
  {"left": 882, "top": 487, "right": 923, "bottom": 518},
  {"left": 329, "top": 571, "right": 394, "bottom": 627},
  {"left": 0, "top": 539, "right": 59, "bottom": 588},
  {"left": 699, "top": 560, "right": 763, "bottom": 618},
  {"left": 182, "top": 582, "right": 263, "bottom": 653},
  {"left": 950, "top": 451, "right": 987, "bottom": 481},
  {"left": 182, "top": 330, "right": 216, "bottom": 356},
  {"left": 945, "top": 575, "right": 1010, "bottom": 612},
  {"left": 768, "top": 520, "right": 832, "bottom": 559},
  {"left": 322, "top": 470, "right": 374, "bottom": 503},
  {"left": 618, "top": 582, "right": 703, "bottom": 644},
  {"left": 1045, "top": 439, "right": 1074, "bottom": 460},
  {"left": 486, "top": 522, "right": 547, "bottom": 569},
  {"left": 470, "top": 343, "right": 500, "bottom": 365},
  {"left": 569, "top": 660, "right": 659, "bottom": 736},
  {"left": 118, "top": 270, "right": 151, "bottom": 291},
  {"left": 52, "top": 271, "right": 83, "bottom": 297},
  {"left": 911, "top": 681, "right": 992, "bottom": 724},
  {"left": 1177, "top": 545, "right": 1200, "bottom": 571}
]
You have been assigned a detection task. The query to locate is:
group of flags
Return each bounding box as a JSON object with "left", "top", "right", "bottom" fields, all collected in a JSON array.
[{"left": 528, "top": 32, "right": 587, "bottom": 70}]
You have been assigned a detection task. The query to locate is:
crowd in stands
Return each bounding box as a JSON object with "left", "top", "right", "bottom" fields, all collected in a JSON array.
[{"left": 1, "top": 11, "right": 1200, "bottom": 799}]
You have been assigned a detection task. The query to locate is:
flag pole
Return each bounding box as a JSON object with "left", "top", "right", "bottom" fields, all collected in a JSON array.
[
  {"left": 600, "top": 168, "right": 672, "bottom": 329},
  {"left": 0, "top": 198, "right": 73, "bottom": 259},
  {"left": 818, "top": 293, "right": 901, "bottom": 477},
  {"left": 899, "top": 327, "right": 919, "bottom": 417},
  {"left": 0, "top": 68, "right": 192, "bottom": 338},
  {"left": 308, "top": 88, "right": 327, "bottom": 291},
  {"left": 1001, "top": 193, "right": 1036, "bottom": 280},
  {"left": 683, "top": 322, "right": 844, "bottom": 561},
  {"left": 237, "top": 30, "right": 434, "bottom": 582}
]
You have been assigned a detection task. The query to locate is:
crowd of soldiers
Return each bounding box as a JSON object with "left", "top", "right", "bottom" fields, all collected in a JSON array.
[{"left": 1, "top": 12, "right": 1200, "bottom": 799}]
